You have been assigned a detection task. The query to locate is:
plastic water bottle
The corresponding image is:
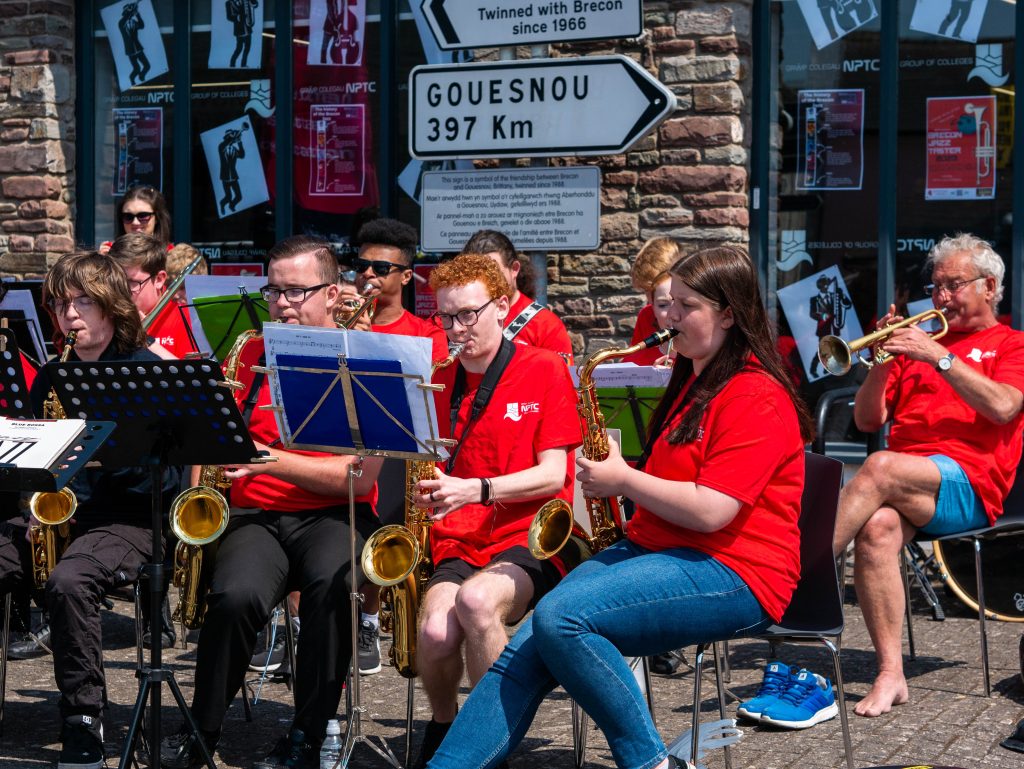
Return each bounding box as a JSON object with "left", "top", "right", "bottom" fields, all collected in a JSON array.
[{"left": 320, "top": 719, "right": 343, "bottom": 769}]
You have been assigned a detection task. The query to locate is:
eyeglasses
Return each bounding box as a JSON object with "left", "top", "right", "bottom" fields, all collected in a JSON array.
[
  {"left": 353, "top": 257, "right": 404, "bottom": 277},
  {"left": 47, "top": 295, "right": 97, "bottom": 315},
  {"left": 127, "top": 275, "right": 154, "bottom": 294},
  {"left": 923, "top": 276, "right": 985, "bottom": 296},
  {"left": 431, "top": 299, "right": 495, "bottom": 330},
  {"left": 260, "top": 283, "right": 330, "bottom": 303},
  {"left": 121, "top": 211, "right": 154, "bottom": 224}
]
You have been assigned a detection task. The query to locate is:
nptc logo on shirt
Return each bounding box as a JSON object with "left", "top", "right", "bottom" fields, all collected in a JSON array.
[
  {"left": 965, "top": 348, "right": 997, "bottom": 362},
  {"left": 504, "top": 402, "right": 540, "bottom": 421}
]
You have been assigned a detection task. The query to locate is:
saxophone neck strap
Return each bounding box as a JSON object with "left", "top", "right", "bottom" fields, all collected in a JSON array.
[
  {"left": 240, "top": 353, "right": 265, "bottom": 427},
  {"left": 503, "top": 301, "right": 544, "bottom": 342},
  {"left": 445, "top": 336, "right": 516, "bottom": 474}
]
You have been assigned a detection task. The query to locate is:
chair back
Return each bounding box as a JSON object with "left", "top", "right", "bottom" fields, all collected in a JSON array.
[{"left": 770, "top": 451, "right": 845, "bottom": 635}]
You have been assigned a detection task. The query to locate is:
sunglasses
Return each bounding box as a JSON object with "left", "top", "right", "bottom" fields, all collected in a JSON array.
[
  {"left": 122, "top": 211, "right": 154, "bottom": 224},
  {"left": 353, "top": 257, "right": 404, "bottom": 277}
]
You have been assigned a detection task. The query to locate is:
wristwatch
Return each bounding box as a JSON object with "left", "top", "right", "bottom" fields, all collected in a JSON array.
[{"left": 937, "top": 352, "right": 955, "bottom": 373}]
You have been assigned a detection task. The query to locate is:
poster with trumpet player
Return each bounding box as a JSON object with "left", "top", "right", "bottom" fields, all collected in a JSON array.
[
  {"left": 925, "top": 95, "right": 997, "bottom": 201},
  {"left": 777, "top": 266, "right": 864, "bottom": 382}
]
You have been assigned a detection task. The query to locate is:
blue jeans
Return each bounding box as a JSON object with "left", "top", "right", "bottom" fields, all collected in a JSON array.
[{"left": 426, "top": 540, "right": 770, "bottom": 769}]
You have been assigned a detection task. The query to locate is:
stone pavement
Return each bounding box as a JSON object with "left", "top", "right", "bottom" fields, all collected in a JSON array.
[{"left": 0, "top": 580, "right": 1021, "bottom": 769}]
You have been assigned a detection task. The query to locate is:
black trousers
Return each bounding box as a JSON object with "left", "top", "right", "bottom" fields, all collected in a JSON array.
[
  {"left": 0, "top": 518, "right": 152, "bottom": 718},
  {"left": 190, "top": 505, "right": 375, "bottom": 744}
]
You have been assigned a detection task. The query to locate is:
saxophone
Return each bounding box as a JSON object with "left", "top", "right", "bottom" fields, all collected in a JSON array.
[
  {"left": 170, "top": 329, "right": 260, "bottom": 636},
  {"left": 359, "top": 343, "right": 463, "bottom": 678},
  {"left": 528, "top": 328, "right": 678, "bottom": 568},
  {"left": 28, "top": 330, "right": 78, "bottom": 588}
]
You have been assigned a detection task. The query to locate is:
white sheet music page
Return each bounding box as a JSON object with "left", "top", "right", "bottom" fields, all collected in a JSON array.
[
  {"left": 0, "top": 417, "right": 86, "bottom": 469},
  {"left": 570, "top": 363, "right": 673, "bottom": 389}
]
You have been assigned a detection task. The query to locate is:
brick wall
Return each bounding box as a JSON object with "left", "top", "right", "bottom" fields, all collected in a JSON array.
[
  {"left": 550, "top": 0, "right": 752, "bottom": 354},
  {"left": 0, "top": 0, "right": 75, "bottom": 277}
]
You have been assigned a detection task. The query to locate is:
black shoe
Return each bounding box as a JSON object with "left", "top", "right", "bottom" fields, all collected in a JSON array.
[
  {"left": 58, "top": 714, "right": 104, "bottom": 769},
  {"left": 413, "top": 719, "right": 453, "bottom": 769},
  {"left": 1003, "top": 718, "right": 1024, "bottom": 754},
  {"left": 253, "top": 729, "right": 316, "bottom": 769},
  {"left": 649, "top": 650, "right": 684, "bottom": 675},
  {"left": 8, "top": 622, "right": 52, "bottom": 659},
  {"left": 143, "top": 594, "right": 177, "bottom": 649},
  {"left": 250, "top": 626, "right": 288, "bottom": 673},
  {"left": 160, "top": 726, "right": 219, "bottom": 769}
]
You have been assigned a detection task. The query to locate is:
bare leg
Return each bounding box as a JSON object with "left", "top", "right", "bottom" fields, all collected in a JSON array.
[
  {"left": 417, "top": 582, "right": 464, "bottom": 722},
  {"left": 455, "top": 563, "right": 533, "bottom": 685},
  {"left": 853, "top": 506, "right": 915, "bottom": 716}
]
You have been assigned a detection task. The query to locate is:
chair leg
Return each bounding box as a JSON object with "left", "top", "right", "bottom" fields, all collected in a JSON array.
[
  {"left": 973, "top": 537, "right": 991, "bottom": 697},
  {"left": 690, "top": 643, "right": 706, "bottom": 766},
  {"left": 720, "top": 640, "right": 731, "bottom": 683},
  {"left": 405, "top": 677, "right": 415, "bottom": 769},
  {"left": 824, "top": 638, "right": 855, "bottom": 769},
  {"left": 711, "top": 643, "right": 732, "bottom": 769},
  {"left": 571, "top": 699, "right": 588, "bottom": 769},
  {"left": 900, "top": 547, "right": 916, "bottom": 661},
  {"left": 635, "top": 655, "right": 657, "bottom": 727},
  {"left": 134, "top": 582, "right": 144, "bottom": 670},
  {"left": 241, "top": 678, "right": 253, "bottom": 722},
  {"left": 283, "top": 601, "right": 298, "bottom": 694},
  {"left": 0, "top": 592, "right": 10, "bottom": 736}
]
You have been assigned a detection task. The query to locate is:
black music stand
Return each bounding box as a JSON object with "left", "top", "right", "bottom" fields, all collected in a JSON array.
[
  {"left": 45, "top": 357, "right": 263, "bottom": 769},
  {"left": 262, "top": 327, "right": 448, "bottom": 769}
]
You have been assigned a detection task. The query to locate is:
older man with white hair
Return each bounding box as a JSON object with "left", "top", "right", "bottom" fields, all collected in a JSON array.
[{"left": 833, "top": 233, "right": 1024, "bottom": 717}]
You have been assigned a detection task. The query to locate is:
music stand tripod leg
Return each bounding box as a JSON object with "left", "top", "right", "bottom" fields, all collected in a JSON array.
[{"left": 338, "top": 462, "right": 401, "bottom": 769}]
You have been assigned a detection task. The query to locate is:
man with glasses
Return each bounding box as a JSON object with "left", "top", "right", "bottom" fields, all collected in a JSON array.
[
  {"left": 0, "top": 251, "right": 181, "bottom": 769},
  {"left": 349, "top": 217, "right": 446, "bottom": 675},
  {"left": 161, "top": 235, "right": 384, "bottom": 769},
  {"left": 833, "top": 233, "right": 1024, "bottom": 718},
  {"left": 108, "top": 233, "right": 198, "bottom": 359},
  {"left": 407, "top": 253, "right": 581, "bottom": 769}
]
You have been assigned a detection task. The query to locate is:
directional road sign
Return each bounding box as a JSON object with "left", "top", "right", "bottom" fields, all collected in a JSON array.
[
  {"left": 409, "top": 55, "right": 677, "bottom": 160},
  {"left": 421, "top": 0, "right": 643, "bottom": 50}
]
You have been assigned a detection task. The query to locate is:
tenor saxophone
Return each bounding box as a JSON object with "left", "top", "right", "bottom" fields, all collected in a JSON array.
[
  {"left": 170, "top": 328, "right": 260, "bottom": 636},
  {"left": 528, "top": 328, "right": 678, "bottom": 567},
  {"left": 28, "top": 330, "right": 78, "bottom": 588},
  {"left": 359, "top": 343, "right": 463, "bottom": 678}
]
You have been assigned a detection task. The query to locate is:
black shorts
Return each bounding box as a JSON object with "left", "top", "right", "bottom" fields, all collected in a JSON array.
[{"left": 427, "top": 545, "right": 562, "bottom": 612}]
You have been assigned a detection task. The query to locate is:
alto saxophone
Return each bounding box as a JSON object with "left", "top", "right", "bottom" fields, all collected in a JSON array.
[
  {"left": 170, "top": 328, "right": 260, "bottom": 636},
  {"left": 528, "top": 328, "right": 678, "bottom": 567},
  {"left": 359, "top": 343, "right": 463, "bottom": 678},
  {"left": 28, "top": 330, "right": 79, "bottom": 588}
]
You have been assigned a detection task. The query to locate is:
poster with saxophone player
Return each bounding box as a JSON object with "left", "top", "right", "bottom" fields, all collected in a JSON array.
[
  {"left": 777, "top": 266, "right": 865, "bottom": 383},
  {"left": 307, "top": 0, "right": 365, "bottom": 67},
  {"left": 199, "top": 116, "right": 270, "bottom": 218},
  {"left": 795, "top": 0, "right": 878, "bottom": 50},
  {"left": 925, "top": 95, "right": 997, "bottom": 200}
]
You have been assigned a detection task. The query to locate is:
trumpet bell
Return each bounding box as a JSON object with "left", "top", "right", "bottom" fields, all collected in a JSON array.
[
  {"left": 29, "top": 487, "right": 76, "bottom": 526},
  {"left": 362, "top": 524, "right": 420, "bottom": 587},
  {"left": 171, "top": 487, "right": 229, "bottom": 546},
  {"left": 817, "top": 336, "right": 854, "bottom": 376}
]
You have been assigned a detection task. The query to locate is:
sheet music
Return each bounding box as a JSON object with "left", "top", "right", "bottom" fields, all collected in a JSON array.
[
  {"left": 263, "top": 323, "right": 447, "bottom": 460},
  {"left": 0, "top": 289, "right": 48, "bottom": 362},
  {"left": 0, "top": 417, "right": 86, "bottom": 469},
  {"left": 570, "top": 362, "right": 673, "bottom": 389}
]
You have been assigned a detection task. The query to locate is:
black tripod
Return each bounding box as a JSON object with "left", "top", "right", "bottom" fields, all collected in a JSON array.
[{"left": 43, "top": 356, "right": 259, "bottom": 769}]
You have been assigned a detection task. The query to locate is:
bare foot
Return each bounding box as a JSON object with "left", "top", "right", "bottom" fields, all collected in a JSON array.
[{"left": 854, "top": 671, "right": 909, "bottom": 717}]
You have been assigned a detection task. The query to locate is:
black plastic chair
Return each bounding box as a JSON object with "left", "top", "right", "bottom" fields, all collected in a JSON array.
[{"left": 688, "top": 451, "right": 854, "bottom": 769}]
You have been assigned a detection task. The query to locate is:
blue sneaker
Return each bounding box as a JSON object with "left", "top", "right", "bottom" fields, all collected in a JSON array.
[
  {"left": 760, "top": 669, "right": 839, "bottom": 729},
  {"left": 736, "top": 661, "right": 794, "bottom": 722}
]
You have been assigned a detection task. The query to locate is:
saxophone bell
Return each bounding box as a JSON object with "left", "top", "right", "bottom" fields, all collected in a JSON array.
[{"left": 361, "top": 524, "right": 421, "bottom": 587}]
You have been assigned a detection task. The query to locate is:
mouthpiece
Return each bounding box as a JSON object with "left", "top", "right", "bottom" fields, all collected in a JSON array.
[{"left": 641, "top": 328, "right": 678, "bottom": 349}]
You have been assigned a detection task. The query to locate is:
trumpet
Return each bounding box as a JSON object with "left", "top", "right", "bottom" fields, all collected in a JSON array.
[
  {"left": 335, "top": 283, "right": 376, "bottom": 329},
  {"left": 817, "top": 307, "right": 948, "bottom": 376}
]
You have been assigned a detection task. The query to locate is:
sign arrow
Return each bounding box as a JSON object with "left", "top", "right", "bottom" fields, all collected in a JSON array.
[
  {"left": 422, "top": 0, "right": 643, "bottom": 50},
  {"left": 409, "top": 56, "right": 677, "bottom": 160}
]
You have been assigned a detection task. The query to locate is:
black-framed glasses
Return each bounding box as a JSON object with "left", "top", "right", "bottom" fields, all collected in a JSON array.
[
  {"left": 127, "top": 275, "right": 154, "bottom": 294},
  {"left": 431, "top": 299, "right": 495, "bottom": 330},
  {"left": 260, "top": 283, "right": 330, "bottom": 303},
  {"left": 353, "top": 257, "right": 404, "bottom": 277},
  {"left": 47, "top": 295, "right": 97, "bottom": 315},
  {"left": 923, "top": 276, "right": 985, "bottom": 296},
  {"left": 121, "top": 211, "right": 154, "bottom": 224}
]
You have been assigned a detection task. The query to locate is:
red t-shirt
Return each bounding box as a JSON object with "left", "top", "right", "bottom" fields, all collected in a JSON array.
[
  {"left": 373, "top": 308, "right": 448, "bottom": 362},
  {"left": 505, "top": 293, "right": 574, "bottom": 364},
  {"left": 624, "top": 304, "right": 662, "bottom": 366},
  {"left": 627, "top": 368, "right": 805, "bottom": 622},
  {"left": 884, "top": 323, "right": 1024, "bottom": 524},
  {"left": 148, "top": 299, "right": 199, "bottom": 359},
  {"left": 228, "top": 337, "right": 377, "bottom": 512},
  {"left": 431, "top": 345, "right": 582, "bottom": 567}
]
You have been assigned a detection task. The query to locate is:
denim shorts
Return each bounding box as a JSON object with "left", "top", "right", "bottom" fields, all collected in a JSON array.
[{"left": 920, "top": 454, "right": 988, "bottom": 536}]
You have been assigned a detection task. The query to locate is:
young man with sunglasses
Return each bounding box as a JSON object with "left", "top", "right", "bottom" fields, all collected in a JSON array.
[
  {"left": 350, "top": 217, "right": 447, "bottom": 675},
  {"left": 833, "top": 233, "right": 1024, "bottom": 719},
  {"left": 108, "top": 233, "right": 198, "bottom": 359},
  {"left": 0, "top": 252, "right": 182, "bottom": 769},
  {"left": 407, "top": 253, "right": 581, "bottom": 769},
  {"left": 161, "top": 235, "right": 384, "bottom": 769}
]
